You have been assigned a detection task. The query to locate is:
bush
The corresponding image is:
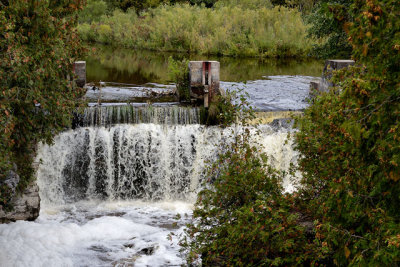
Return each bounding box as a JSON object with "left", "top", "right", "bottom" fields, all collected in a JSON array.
[
  {"left": 78, "top": 0, "right": 108, "bottom": 24},
  {"left": 215, "top": 0, "right": 273, "bottom": 9},
  {"left": 306, "top": 0, "right": 353, "bottom": 58},
  {"left": 179, "top": 93, "right": 322, "bottom": 265},
  {"left": 0, "top": 1, "right": 86, "bottom": 208},
  {"left": 168, "top": 57, "right": 190, "bottom": 102},
  {"left": 97, "top": 24, "right": 113, "bottom": 43},
  {"left": 295, "top": 0, "right": 400, "bottom": 265}
]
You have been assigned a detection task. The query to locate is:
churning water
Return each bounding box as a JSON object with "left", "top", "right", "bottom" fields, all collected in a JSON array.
[{"left": 0, "top": 115, "right": 298, "bottom": 266}]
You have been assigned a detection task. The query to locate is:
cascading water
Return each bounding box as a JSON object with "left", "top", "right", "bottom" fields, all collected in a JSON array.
[
  {"left": 38, "top": 124, "right": 216, "bottom": 205},
  {"left": 0, "top": 106, "right": 299, "bottom": 267},
  {"left": 74, "top": 105, "right": 201, "bottom": 127}
]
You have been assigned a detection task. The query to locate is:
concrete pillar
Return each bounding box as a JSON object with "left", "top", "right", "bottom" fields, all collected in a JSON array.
[
  {"left": 324, "top": 59, "right": 355, "bottom": 72},
  {"left": 318, "top": 59, "right": 355, "bottom": 93},
  {"left": 188, "top": 61, "right": 220, "bottom": 107},
  {"left": 74, "top": 61, "right": 86, "bottom": 88}
]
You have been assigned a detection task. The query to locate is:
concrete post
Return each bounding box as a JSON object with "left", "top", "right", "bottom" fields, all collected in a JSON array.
[
  {"left": 318, "top": 59, "right": 355, "bottom": 93},
  {"left": 74, "top": 61, "right": 86, "bottom": 88},
  {"left": 324, "top": 59, "right": 355, "bottom": 71},
  {"left": 188, "top": 61, "right": 220, "bottom": 107}
]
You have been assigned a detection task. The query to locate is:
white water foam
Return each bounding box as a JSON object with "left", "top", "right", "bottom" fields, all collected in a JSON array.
[
  {"left": 0, "top": 123, "right": 298, "bottom": 266},
  {"left": 0, "top": 201, "right": 191, "bottom": 267}
]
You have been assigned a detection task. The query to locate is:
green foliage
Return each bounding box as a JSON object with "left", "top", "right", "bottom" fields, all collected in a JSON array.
[
  {"left": 284, "top": 0, "right": 316, "bottom": 15},
  {"left": 295, "top": 0, "right": 400, "bottom": 265},
  {"left": 306, "top": 0, "right": 353, "bottom": 58},
  {"left": 78, "top": 3, "right": 314, "bottom": 58},
  {"left": 180, "top": 93, "right": 322, "bottom": 265},
  {"left": 0, "top": 0, "right": 86, "bottom": 208},
  {"left": 167, "top": 57, "right": 190, "bottom": 102},
  {"left": 215, "top": 0, "right": 272, "bottom": 9},
  {"left": 78, "top": 0, "right": 108, "bottom": 24},
  {"left": 189, "top": 0, "right": 218, "bottom": 8},
  {"left": 102, "top": 0, "right": 186, "bottom": 13},
  {"left": 206, "top": 90, "right": 255, "bottom": 126}
]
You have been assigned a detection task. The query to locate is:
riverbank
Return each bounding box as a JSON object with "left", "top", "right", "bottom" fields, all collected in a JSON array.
[{"left": 78, "top": 4, "right": 314, "bottom": 58}]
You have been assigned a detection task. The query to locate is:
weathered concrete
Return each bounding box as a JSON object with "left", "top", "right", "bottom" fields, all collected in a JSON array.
[
  {"left": 310, "top": 78, "right": 321, "bottom": 91},
  {"left": 3, "top": 164, "right": 20, "bottom": 196},
  {"left": 189, "top": 61, "right": 220, "bottom": 107},
  {"left": 1, "top": 155, "right": 41, "bottom": 223},
  {"left": 74, "top": 61, "right": 86, "bottom": 88},
  {"left": 318, "top": 59, "right": 355, "bottom": 93},
  {"left": 0, "top": 181, "right": 40, "bottom": 223},
  {"left": 324, "top": 59, "right": 355, "bottom": 71}
]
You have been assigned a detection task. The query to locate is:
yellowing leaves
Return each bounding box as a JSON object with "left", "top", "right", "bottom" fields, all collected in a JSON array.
[
  {"left": 389, "top": 171, "right": 400, "bottom": 182},
  {"left": 344, "top": 246, "right": 351, "bottom": 258}
]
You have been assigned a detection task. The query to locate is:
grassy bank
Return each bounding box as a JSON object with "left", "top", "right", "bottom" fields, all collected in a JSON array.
[{"left": 78, "top": 3, "right": 314, "bottom": 58}]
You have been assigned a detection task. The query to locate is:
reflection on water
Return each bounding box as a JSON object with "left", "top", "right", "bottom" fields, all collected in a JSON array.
[{"left": 86, "top": 45, "right": 323, "bottom": 84}]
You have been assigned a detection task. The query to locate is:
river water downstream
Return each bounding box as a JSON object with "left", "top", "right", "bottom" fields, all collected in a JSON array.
[{"left": 0, "top": 47, "right": 321, "bottom": 267}]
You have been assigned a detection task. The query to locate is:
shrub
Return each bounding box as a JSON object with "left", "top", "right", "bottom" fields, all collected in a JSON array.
[
  {"left": 306, "top": 0, "right": 353, "bottom": 58},
  {"left": 179, "top": 92, "right": 322, "bottom": 265},
  {"left": 97, "top": 24, "right": 113, "bottom": 44},
  {"left": 78, "top": 0, "right": 108, "bottom": 24},
  {"left": 295, "top": 0, "right": 400, "bottom": 265},
  {"left": 77, "top": 23, "right": 96, "bottom": 42},
  {"left": 0, "top": 1, "right": 86, "bottom": 208},
  {"left": 215, "top": 0, "right": 273, "bottom": 9},
  {"left": 168, "top": 57, "right": 190, "bottom": 102}
]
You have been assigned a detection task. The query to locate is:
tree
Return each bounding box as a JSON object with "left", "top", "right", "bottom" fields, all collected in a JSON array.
[
  {"left": 295, "top": 0, "right": 400, "bottom": 264},
  {"left": 0, "top": 0, "right": 86, "bottom": 208},
  {"left": 306, "top": 0, "right": 353, "bottom": 58}
]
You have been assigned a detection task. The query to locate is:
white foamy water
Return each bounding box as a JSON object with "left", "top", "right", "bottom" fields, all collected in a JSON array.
[
  {"left": 0, "top": 201, "right": 191, "bottom": 267},
  {"left": 0, "top": 123, "right": 298, "bottom": 266}
]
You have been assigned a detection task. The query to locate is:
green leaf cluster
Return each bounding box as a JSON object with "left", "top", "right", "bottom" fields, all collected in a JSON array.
[
  {"left": 306, "top": 0, "right": 353, "bottom": 58},
  {"left": 0, "top": 0, "right": 86, "bottom": 208},
  {"left": 168, "top": 57, "right": 190, "bottom": 102},
  {"left": 295, "top": 0, "right": 400, "bottom": 265},
  {"left": 180, "top": 94, "right": 323, "bottom": 266},
  {"left": 206, "top": 89, "right": 255, "bottom": 126}
]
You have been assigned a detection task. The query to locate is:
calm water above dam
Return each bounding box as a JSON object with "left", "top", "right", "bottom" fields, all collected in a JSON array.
[
  {"left": 86, "top": 45, "right": 323, "bottom": 84},
  {"left": 85, "top": 46, "right": 322, "bottom": 111}
]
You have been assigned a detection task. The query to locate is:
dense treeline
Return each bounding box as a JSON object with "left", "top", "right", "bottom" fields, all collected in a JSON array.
[
  {"left": 182, "top": 0, "right": 400, "bottom": 265},
  {"left": 77, "top": 0, "right": 316, "bottom": 58}
]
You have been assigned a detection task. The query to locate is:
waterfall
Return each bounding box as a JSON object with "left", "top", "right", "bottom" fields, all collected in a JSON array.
[
  {"left": 36, "top": 123, "right": 297, "bottom": 206},
  {"left": 7, "top": 116, "right": 299, "bottom": 267},
  {"left": 73, "top": 105, "right": 201, "bottom": 127}
]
